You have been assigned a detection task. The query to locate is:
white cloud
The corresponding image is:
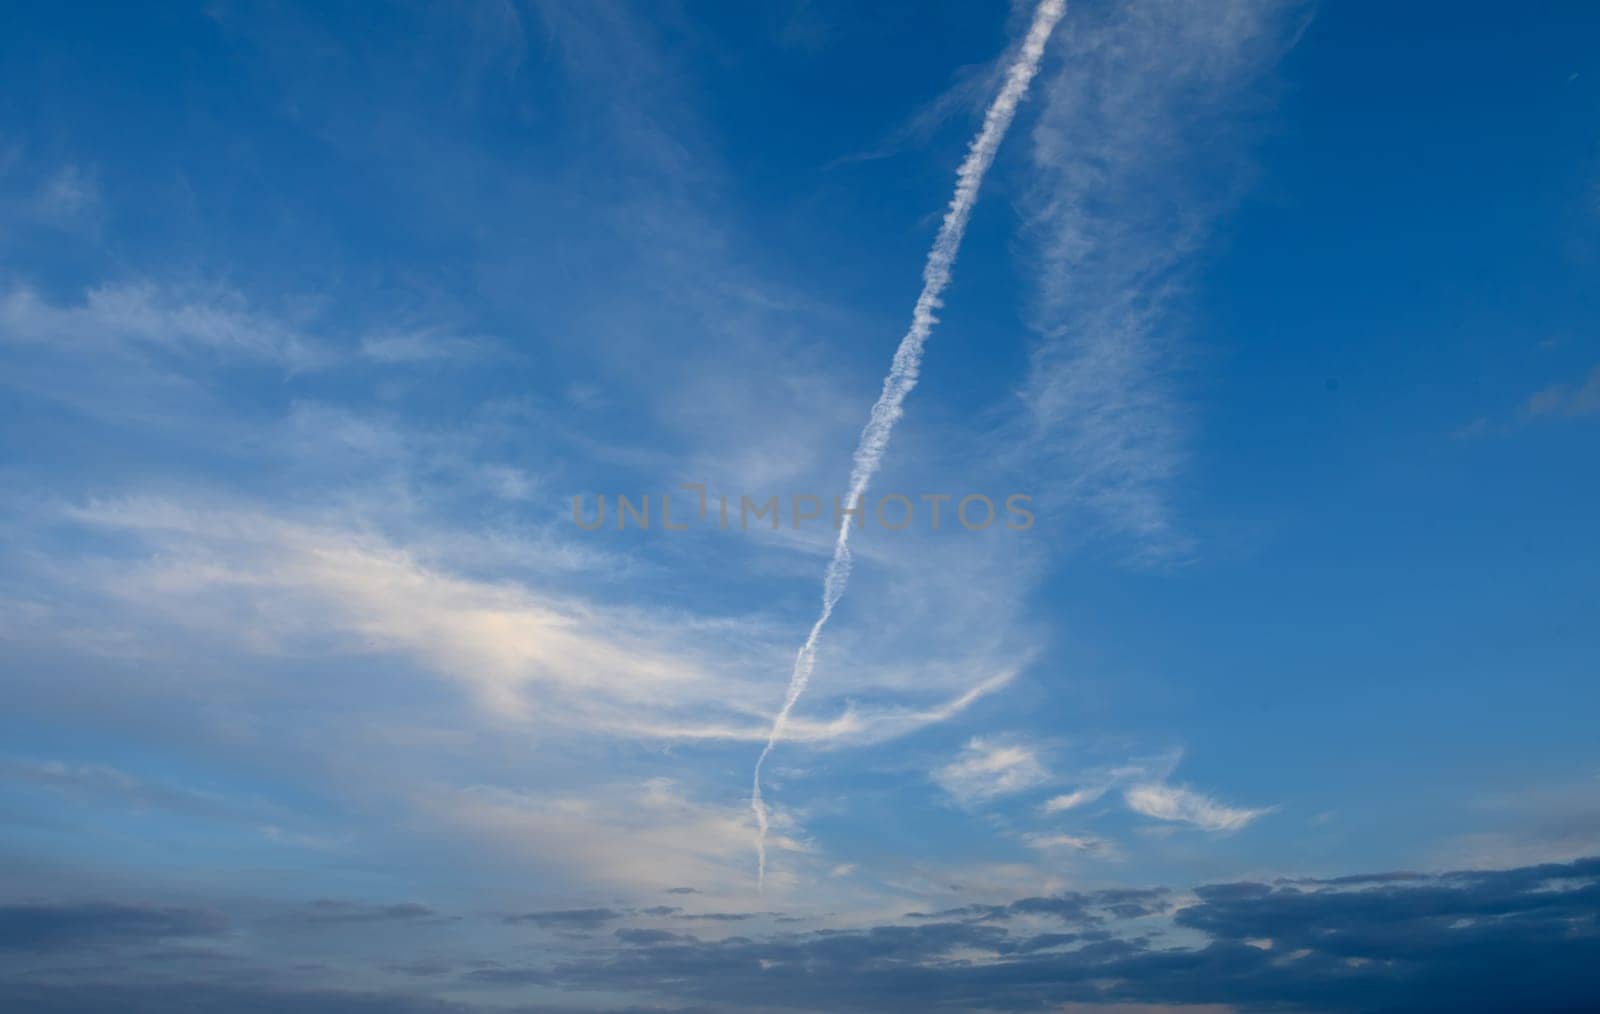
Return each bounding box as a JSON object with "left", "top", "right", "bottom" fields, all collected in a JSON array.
[
  {"left": 1024, "top": 831, "right": 1119, "bottom": 859},
  {"left": 1016, "top": 0, "right": 1301, "bottom": 561},
  {"left": 1524, "top": 364, "right": 1600, "bottom": 419},
  {"left": 419, "top": 778, "right": 783, "bottom": 895},
  {"left": 359, "top": 327, "right": 495, "bottom": 365},
  {"left": 1037, "top": 753, "right": 1181, "bottom": 816},
  {"left": 40, "top": 497, "right": 1009, "bottom": 750},
  {"left": 2, "top": 282, "right": 497, "bottom": 380},
  {"left": 935, "top": 738, "right": 1050, "bottom": 805},
  {"left": 1123, "top": 783, "right": 1269, "bottom": 832},
  {"left": 1042, "top": 786, "right": 1108, "bottom": 814},
  {"left": 1432, "top": 775, "right": 1600, "bottom": 869},
  {"left": 0, "top": 282, "right": 326, "bottom": 369},
  {"left": 33, "top": 164, "right": 100, "bottom": 223}
]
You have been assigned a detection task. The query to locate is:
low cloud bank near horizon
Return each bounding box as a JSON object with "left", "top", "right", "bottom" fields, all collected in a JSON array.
[{"left": 1, "top": 855, "right": 1595, "bottom": 1012}]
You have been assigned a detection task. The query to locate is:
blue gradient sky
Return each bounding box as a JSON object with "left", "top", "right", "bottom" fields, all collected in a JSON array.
[{"left": 2, "top": 1, "right": 1598, "bottom": 1011}]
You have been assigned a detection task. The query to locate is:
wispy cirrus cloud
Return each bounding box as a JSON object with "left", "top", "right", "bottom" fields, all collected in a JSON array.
[
  {"left": 0, "top": 283, "right": 326, "bottom": 368},
  {"left": 1016, "top": 0, "right": 1305, "bottom": 563},
  {"left": 1124, "top": 781, "right": 1269, "bottom": 832},
  {"left": 10, "top": 495, "right": 1006, "bottom": 754},
  {"left": 1029, "top": 752, "right": 1267, "bottom": 836},
  {"left": 419, "top": 777, "right": 813, "bottom": 898},
  {"left": 1, "top": 281, "right": 497, "bottom": 375},
  {"left": 1040, "top": 785, "right": 1107, "bottom": 814},
  {"left": 1524, "top": 363, "right": 1600, "bottom": 419},
  {"left": 30, "top": 164, "right": 100, "bottom": 225},
  {"left": 1038, "top": 754, "right": 1175, "bottom": 817},
  {"left": 1457, "top": 362, "right": 1600, "bottom": 437},
  {"left": 0, "top": 0, "right": 1294, "bottom": 961},
  {"left": 935, "top": 737, "right": 1051, "bottom": 805},
  {"left": 0, "top": 756, "right": 236, "bottom": 821},
  {"left": 1023, "top": 831, "right": 1119, "bottom": 859}
]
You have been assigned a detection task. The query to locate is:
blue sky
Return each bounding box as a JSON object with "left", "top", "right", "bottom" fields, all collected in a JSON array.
[{"left": 1, "top": 1, "right": 1598, "bottom": 1010}]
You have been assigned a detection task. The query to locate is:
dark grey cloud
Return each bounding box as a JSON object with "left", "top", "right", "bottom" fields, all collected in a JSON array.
[
  {"left": 499, "top": 906, "right": 761, "bottom": 930},
  {"left": 386, "top": 958, "right": 458, "bottom": 977},
  {"left": 615, "top": 927, "right": 690, "bottom": 946},
  {"left": 995, "top": 931, "right": 1080, "bottom": 955},
  {"left": 460, "top": 965, "right": 553, "bottom": 987},
  {"left": 287, "top": 900, "right": 439, "bottom": 928},
  {"left": 0, "top": 903, "right": 225, "bottom": 951},
  {"left": 904, "top": 886, "right": 1167, "bottom": 926},
  {"left": 0, "top": 982, "right": 479, "bottom": 1013},
  {"left": 5, "top": 859, "right": 1597, "bottom": 1012},
  {"left": 638, "top": 905, "right": 681, "bottom": 917},
  {"left": 1283, "top": 871, "right": 1430, "bottom": 887},
  {"left": 501, "top": 907, "right": 622, "bottom": 930},
  {"left": 502, "top": 857, "right": 1600, "bottom": 1013},
  {"left": 0, "top": 978, "right": 717, "bottom": 1014}
]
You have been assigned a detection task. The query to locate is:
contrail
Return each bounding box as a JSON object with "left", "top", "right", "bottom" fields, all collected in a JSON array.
[{"left": 751, "top": 0, "right": 1067, "bottom": 888}]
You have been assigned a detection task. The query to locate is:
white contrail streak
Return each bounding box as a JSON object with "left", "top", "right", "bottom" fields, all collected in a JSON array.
[{"left": 751, "top": 0, "right": 1067, "bottom": 888}]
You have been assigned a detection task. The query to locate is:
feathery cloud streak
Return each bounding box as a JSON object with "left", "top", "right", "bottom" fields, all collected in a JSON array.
[{"left": 1020, "top": 0, "right": 1300, "bottom": 561}]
